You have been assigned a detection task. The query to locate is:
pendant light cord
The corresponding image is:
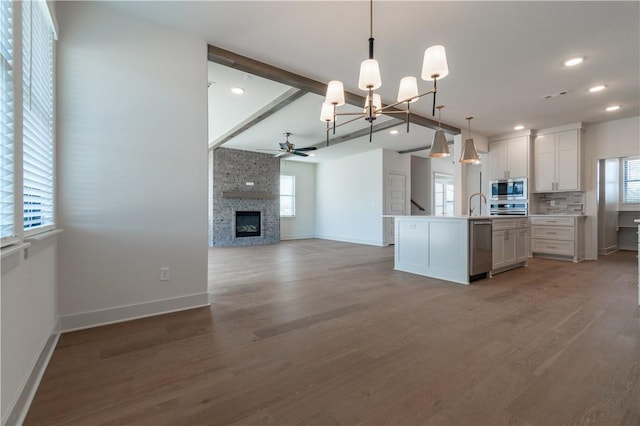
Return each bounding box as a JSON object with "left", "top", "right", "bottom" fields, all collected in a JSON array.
[
  {"left": 368, "top": 0, "right": 375, "bottom": 59},
  {"left": 370, "top": 0, "right": 373, "bottom": 39}
]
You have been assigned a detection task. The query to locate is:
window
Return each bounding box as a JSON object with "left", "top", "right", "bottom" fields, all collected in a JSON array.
[
  {"left": 0, "top": 0, "right": 56, "bottom": 248},
  {"left": 280, "top": 175, "right": 295, "bottom": 217},
  {"left": 622, "top": 157, "right": 640, "bottom": 204},
  {"left": 22, "top": 0, "right": 55, "bottom": 235},
  {"left": 1, "top": 0, "right": 15, "bottom": 246},
  {"left": 434, "top": 173, "right": 454, "bottom": 216}
]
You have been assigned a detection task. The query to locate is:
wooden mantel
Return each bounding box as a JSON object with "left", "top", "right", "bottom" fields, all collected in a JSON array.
[{"left": 222, "top": 191, "right": 277, "bottom": 200}]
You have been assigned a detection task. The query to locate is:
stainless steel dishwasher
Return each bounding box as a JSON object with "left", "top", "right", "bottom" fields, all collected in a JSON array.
[{"left": 469, "top": 219, "right": 492, "bottom": 282}]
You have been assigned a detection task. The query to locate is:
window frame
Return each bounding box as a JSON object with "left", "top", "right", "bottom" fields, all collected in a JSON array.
[
  {"left": 0, "top": 0, "right": 57, "bottom": 251},
  {"left": 279, "top": 174, "right": 296, "bottom": 218},
  {"left": 0, "top": 0, "right": 17, "bottom": 247},
  {"left": 621, "top": 156, "right": 640, "bottom": 206}
]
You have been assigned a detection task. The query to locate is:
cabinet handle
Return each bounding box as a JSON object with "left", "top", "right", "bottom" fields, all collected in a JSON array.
[
  {"left": 547, "top": 245, "right": 557, "bottom": 249},
  {"left": 547, "top": 231, "right": 557, "bottom": 234}
]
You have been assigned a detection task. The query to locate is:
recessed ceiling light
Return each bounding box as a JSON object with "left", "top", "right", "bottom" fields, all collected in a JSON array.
[
  {"left": 231, "top": 87, "right": 245, "bottom": 95},
  {"left": 390, "top": 129, "right": 399, "bottom": 135},
  {"left": 564, "top": 57, "right": 584, "bottom": 67},
  {"left": 589, "top": 85, "right": 606, "bottom": 93},
  {"left": 514, "top": 125, "right": 525, "bottom": 131},
  {"left": 605, "top": 105, "right": 620, "bottom": 112}
]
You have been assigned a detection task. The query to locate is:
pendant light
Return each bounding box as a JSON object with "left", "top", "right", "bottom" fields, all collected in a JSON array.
[
  {"left": 460, "top": 116, "right": 480, "bottom": 164},
  {"left": 430, "top": 105, "right": 450, "bottom": 158}
]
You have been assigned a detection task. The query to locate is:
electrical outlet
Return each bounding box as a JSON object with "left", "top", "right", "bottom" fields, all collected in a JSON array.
[
  {"left": 550, "top": 200, "right": 556, "bottom": 206},
  {"left": 160, "top": 267, "right": 170, "bottom": 281}
]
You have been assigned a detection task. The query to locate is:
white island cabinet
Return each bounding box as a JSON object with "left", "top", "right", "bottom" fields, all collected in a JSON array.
[{"left": 391, "top": 216, "right": 481, "bottom": 285}]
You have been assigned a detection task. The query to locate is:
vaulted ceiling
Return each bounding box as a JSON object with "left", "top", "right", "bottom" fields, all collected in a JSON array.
[{"left": 106, "top": 1, "right": 640, "bottom": 162}]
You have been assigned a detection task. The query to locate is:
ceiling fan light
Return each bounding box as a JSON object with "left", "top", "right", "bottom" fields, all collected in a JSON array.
[
  {"left": 397, "top": 76, "right": 419, "bottom": 103},
  {"left": 430, "top": 129, "right": 450, "bottom": 158},
  {"left": 358, "top": 59, "right": 382, "bottom": 90},
  {"left": 325, "top": 80, "right": 346, "bottom": 106},
  {"left": 364, "top": 93, "right": 382, "bottom": 116},
  {"left": 320, "top": 102, "right": 334, "bottom": 122},
  {"left": 421, "top": 45, "right": 449, "bottom": 81},
  {"left": 460, "top": 138, "right": 480, "bottom": 163}
]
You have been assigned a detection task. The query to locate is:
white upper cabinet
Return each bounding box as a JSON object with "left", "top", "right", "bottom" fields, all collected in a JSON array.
[
  {"left": 533, "top": 125, "right": 581, "bottom": 192},
  {"left": 488, "top": 135, "right": 529, "bottom": 180}
]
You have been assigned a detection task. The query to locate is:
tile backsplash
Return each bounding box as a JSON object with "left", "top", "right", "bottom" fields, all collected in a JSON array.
[{"left": 533, "top": 191, "right": 585, "bottom": 215}]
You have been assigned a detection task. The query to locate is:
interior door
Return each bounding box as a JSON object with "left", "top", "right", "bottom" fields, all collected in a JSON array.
[{"left": 385, "top": 172, "right": 406, "bottom": 245}]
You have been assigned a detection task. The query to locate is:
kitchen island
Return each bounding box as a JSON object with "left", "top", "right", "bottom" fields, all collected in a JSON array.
[
  {"left": 390, "top": 215, "right": 529, "bottom": 285},
  {"left": 390, "top": 215, "right": 493, "bottom": 285}
]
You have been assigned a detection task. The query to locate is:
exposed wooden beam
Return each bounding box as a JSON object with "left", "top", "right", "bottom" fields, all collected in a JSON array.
[
  {"left": 397, "top": 141, "right": 454, "bottom": 154},
  {"left": 207, "top": 44, "right": 461, "bottom": 135},
  {"left": 309, "top": 119, "right": 404, "bottom": 149},
  {"left": 208, "top": 88, "right": 305, "bottom": 149}
]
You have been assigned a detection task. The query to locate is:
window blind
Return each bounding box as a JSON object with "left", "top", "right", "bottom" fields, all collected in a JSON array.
[
  {"left": 623, "top": 157, "right": 640, "bottom": 204},
  {"left": 0, "top": 0, "right": 16, "bottom": 246},
  {"left": 22, "top": 0, "right": 54, "bottom": 235}
]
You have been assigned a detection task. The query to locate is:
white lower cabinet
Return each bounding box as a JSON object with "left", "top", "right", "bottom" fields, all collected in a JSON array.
[
  {"left": 530, "top": 215, "right": 585, "bottom": 262},
  {"left": 492, "top": 218, "right": 528, "bottom": 274}
]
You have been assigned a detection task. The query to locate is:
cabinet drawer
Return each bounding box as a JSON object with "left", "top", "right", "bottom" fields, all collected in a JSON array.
[
  {"left": 530, "top": 216, "right": 574, "bottom": 226},
  {"left": 531, "top": 239, "right": 574, "bottom": 256},
  {"left": 531, "top": 225, "right": 574, "bottom": 240},
  {"left": 516, "top": 218, "right": 529, "bottom": 229},
  {"left": 492, "top": 218, "right": 517, "bottom": 230}
]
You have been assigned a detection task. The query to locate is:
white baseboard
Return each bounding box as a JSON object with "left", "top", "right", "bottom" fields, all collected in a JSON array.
[
  {"left": 598, "top": 244, "right": 619, "bottom": 255},
  {"left": 314, "top": 235, "right": 386, "bottom": 247},
  {"left": 280, "top": 234, "right": 315, "bottom": 240},
  {"left": 4, "top": 324, "right": 60, "bottom": 426},
  {"left": 59, "top": 293, "right": 210, "bottom": 332}
]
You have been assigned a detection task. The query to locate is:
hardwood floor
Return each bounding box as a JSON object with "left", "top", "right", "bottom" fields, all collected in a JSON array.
[{"left": 25, "top": 239, "right": 639, "bottom": 425}]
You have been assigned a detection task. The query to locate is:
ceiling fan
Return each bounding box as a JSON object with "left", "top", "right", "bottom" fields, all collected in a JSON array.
[{"left": 273, "top": 132, "right": 317, "bottom": 158}]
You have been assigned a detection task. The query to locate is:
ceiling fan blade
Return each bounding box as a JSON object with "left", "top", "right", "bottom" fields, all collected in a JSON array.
[
  {"left": 293, "top": 147, "right": 317, "bottom": 151},
  {"left": 293, "top": 151, "right": 309, "bottom": 157},
  {"left": 273, "top": 152, "right": 291, "bottom": 158}
]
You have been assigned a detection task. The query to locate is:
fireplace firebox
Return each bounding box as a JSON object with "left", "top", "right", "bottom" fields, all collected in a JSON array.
[{"left": 235, "top": 211, "right": 261, "bottom": 238}]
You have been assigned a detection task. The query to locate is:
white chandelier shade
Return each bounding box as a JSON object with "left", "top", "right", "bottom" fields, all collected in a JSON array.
[
  {"left": 397, "top": 76, "right": 419, "bottom": 103},
  {"left": 325, "top": 80, "right": 346, "bottom": 106},
  {"left": 421, "top": 45, "right": 449, "bottom": 80},
  {"left": 364, "top": 93, "right": 382, "bottom": 117},
  {"left": 320, "top": 102, "right": 334, "bottom": 122},
  {"left": 358, "top": 59, "right": 382, "bottom": 90}
]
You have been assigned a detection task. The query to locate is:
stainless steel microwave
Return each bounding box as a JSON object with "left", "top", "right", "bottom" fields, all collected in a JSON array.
[{"left": 489, "top": 178, "right": 527, "bottom": 201}]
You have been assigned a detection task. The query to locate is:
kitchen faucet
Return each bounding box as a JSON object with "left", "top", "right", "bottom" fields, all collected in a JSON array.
[{"left": 468, "top": 192, "right": 487, "bottom": 216}]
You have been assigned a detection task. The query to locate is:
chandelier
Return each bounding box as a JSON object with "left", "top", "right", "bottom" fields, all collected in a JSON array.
[{"left": 320, "top": 0, "right": 449, "bottom": 148}]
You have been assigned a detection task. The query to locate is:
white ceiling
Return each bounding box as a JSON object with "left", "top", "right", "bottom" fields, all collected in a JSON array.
[{"left": 106, "top": 1, "right": 640, "bottom": 163}]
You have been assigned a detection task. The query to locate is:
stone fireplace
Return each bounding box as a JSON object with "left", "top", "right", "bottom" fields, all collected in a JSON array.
[{"left": 209, "top": 148, "right": 280, "bottom": 247}]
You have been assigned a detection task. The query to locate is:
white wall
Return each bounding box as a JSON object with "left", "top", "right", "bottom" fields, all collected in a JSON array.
[
  {"left": 2, "top": 240, "right": 59, "bottom": 425},
  {"left": 583, "top": 116, "right": 640, "bottom": 259},
  {"left": 280, "top": 160, "right": 316, "bottom": 240},
  {"left": 55, "top": 2, "right": 209, "bottom": 330},
  {"left": 315, "top": 149, "right": 384, "bottom": 246}
]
